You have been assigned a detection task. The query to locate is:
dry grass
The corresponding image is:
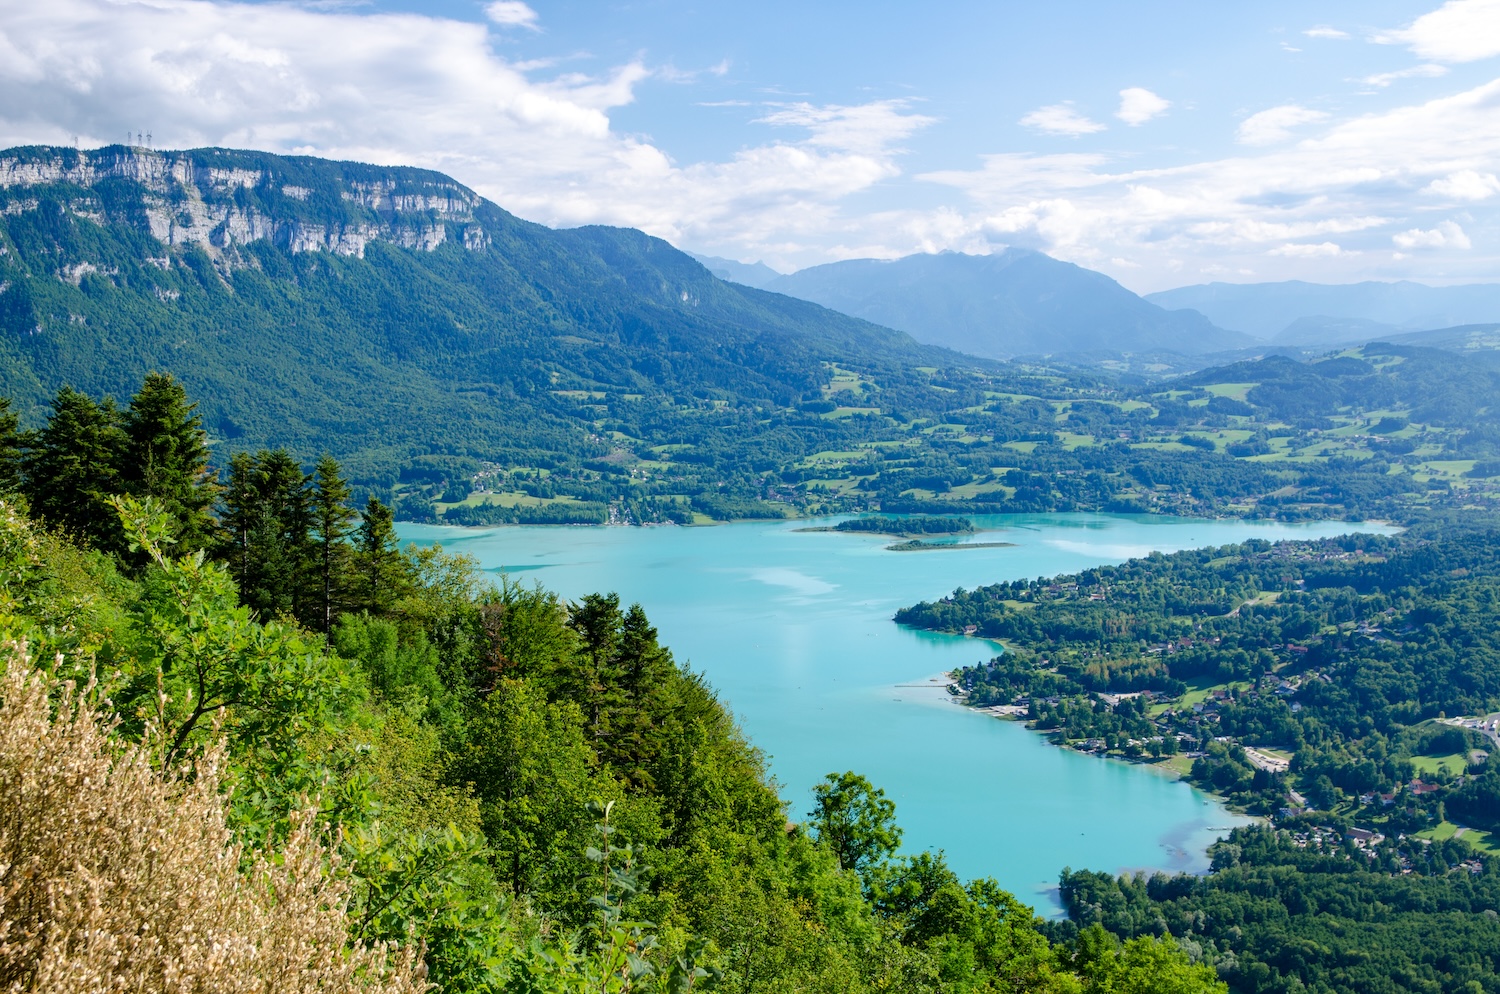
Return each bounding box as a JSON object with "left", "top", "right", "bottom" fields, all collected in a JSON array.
[{"left": 0, "top": 645, "right": 427, "bottom": 994}]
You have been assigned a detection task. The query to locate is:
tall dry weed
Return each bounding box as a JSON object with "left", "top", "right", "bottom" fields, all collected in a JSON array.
[{"left": 0, "top": 644, "right": 428, "bottom": 994}]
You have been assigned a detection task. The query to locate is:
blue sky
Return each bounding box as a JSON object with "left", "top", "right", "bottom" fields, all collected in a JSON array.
[{"left": 3, "top": 0, "right": 1499, "bottom": 291}]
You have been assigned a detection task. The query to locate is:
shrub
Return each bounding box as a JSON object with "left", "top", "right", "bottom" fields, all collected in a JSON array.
[{"left": 0, "top": 647, "right": 426, "bottom": 994}]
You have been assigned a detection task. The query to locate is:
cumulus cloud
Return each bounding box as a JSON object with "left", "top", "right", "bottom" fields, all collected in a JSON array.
[
  {"left": 756, "top": 100, "right": 934, "bottom": 156},
  {"left": 1376, "top": 0, "right": 1500, "bottom": 63},
  {"left": 484, "top": 2, "right": 539, "bottom": 29},
  {"left": 1393, "top": 220, "right": 1472, "bottom": 248},
  {"left": 1019, "top": 103, "right": 1106, "bottom": 136},
  {"left": 1426, "top": 169, "right": 1500, "bottom": 199},
  {"left": 1361, "top": 63, "right": 1449, "bottom": 87},
  {"left": 1304, "top": 25, "right": 1350, "bottom": 39},
  {"left": 1236, "top": 105, "right": 1330, "bottom": 145},
  {"left": 1116, "top": 88, "right": 1170, "bottom": 126}
]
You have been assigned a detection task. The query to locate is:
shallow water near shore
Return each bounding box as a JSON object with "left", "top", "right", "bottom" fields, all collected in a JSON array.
[{"left": 399, "top": 512, "right": 1395, "bottom": 913}]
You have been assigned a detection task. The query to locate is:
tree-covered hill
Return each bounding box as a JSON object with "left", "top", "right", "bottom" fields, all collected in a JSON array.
[{"left": 0, "top": 144, "right": 962, "bottom": 481}]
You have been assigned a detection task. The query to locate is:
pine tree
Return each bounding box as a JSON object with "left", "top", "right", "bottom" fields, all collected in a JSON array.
[
  {"left": 217, "top": 450, "right": 312, "bottom": 621},
  {"left": 256, "top": 449, "right": 314, "bottom": 622},
  {"left": 357, "top": 496, "right": 404, "bottom": 614},
  {"left": 121, "top": 372, "right": 219, "bottom": 552},
  {"left": 220, "top": 451, "right": 259, "bottom": 595},
  {"left": 0, "top": 397, "right": 25, "bottom": 493},
  {"left": 23, "top": 386, "right": 127, "bottom": 550},
  {"left": 311, "top": 455, "right": 356, "bottom": 631}
]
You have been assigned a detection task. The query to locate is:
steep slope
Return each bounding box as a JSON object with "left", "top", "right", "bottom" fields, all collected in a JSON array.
[
  {"left": 763, "top": 250, "right": 1249, "bottom": 358},
  {"left": 0, "top": 145, "right": 957, "bottom": 479},
  {"left": 1146, "top": 280, "right": 1500, "bottom": 341}
]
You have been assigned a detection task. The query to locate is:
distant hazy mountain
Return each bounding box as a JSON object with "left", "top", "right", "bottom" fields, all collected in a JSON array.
[
  {"left": 1145, "top": 280, "right": 1500, "bottom": 342},
  {"left": 1385, "top": 323, "right": 1500, "bottom": 354},
  {"left": 687, "top": 252, "right": 784, "bottom": 289},
  {"left": 763, "top": 250, "right": 1249, "bottom": 359}
]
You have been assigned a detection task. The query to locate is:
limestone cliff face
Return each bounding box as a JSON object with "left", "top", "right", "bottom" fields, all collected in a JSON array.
[{"left": 0, "top": 145, "right": 489, "bottom": 261}]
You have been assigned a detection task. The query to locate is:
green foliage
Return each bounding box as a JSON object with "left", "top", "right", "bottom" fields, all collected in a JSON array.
[
  {"left": 1061, "top": 825, "right": 1500, "bottom": 994},
  {"left": 809, "top": 771, "right": 903, "bottom": 878}
]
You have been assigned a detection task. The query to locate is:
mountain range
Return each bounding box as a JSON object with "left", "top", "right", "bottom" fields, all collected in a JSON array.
[
  {"left": 752, "top": 250, "right": 1251, "bottom": 359},
  {"left": 0, "top": 144, "right": 967, "bottom": 481}
]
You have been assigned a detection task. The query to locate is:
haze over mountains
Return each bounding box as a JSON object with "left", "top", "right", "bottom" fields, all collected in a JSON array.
[
  {"left": 754, "top": 250, "right": 1251, "bottom": 359},
  {"left": 1146, "top": 280, "right": 1500, "bottom": 346},
  {"left": 694, "top": 249, "right": 1500, "bottom": 359}
]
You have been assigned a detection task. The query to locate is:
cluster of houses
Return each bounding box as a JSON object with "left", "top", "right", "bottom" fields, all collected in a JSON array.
[{"left": 1286, "top": 824, "right": 1484, "bottom": 875}]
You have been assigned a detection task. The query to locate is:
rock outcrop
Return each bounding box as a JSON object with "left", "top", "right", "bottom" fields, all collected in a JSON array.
[{"left": 0, "top": 145, "right": 486, "bottom": 261}]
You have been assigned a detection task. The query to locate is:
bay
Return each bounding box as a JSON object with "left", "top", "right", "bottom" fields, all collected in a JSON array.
[{"left": 398, "top": 512, "right": 1396, "bottom": 912}]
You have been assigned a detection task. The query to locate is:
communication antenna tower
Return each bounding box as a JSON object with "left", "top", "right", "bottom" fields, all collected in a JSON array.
[{"left": 146, "top": 132, "right": 153, "bottom": 148}]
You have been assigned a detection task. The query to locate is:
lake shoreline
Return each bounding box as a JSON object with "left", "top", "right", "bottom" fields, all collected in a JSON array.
[{"left": 400, "top": 512, "right": 1384, "bottom": 910}]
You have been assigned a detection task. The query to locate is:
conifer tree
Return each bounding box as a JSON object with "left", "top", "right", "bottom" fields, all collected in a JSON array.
[
  {"left": 0, "top": 397, "right": 25, "bottom": 493},
  {"left": 220, "top": 451, "right": 259, "bottom": 595},
  {"left": 357, "top": 496, "right": 404, "bottom": 614},
  {"left": 23, "top": 386, "right": 127, "bottom": 550},
  {"left": 217, "top": 449, "right": 312, "bottom": 621},
  {"left": 122, "top": 372, "right": 218, "bottom": 552},
  {"left": 311, "top": 455, "right": 356, "bottom": 631}
]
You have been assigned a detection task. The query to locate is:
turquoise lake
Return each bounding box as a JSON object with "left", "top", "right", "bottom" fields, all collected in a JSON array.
[{"left": 399, "top": 512, "right": 1394, "bottom": 913}]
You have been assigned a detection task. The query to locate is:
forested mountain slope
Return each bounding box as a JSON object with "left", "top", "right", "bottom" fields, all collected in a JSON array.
[{"left": 0, "top": 144, "right": 959, "bottom": 480}]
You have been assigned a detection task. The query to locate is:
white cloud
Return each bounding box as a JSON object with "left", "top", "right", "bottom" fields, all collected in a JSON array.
[
  {"left": 484, "top": 1, "right": 539, "bottom": 30},
  {"left": 1393, "top": 220, "right": 1472, "bottom": 248},
  {"left": 756, "top": 100, "right": 934, "bottom": 155},
  {"left": 1361, "top": 63, "right": 1449, "bottom": 87},
  {"left": 1116, "top": 88, "right": 1170, "bottom": 126},
  {"left": 1270, "top": 242, "right": 1344, "bottom": 257},
  {"left": 1426, "top": 169, "right": 1500, "bottom": 199},
  {"left": 1236, "top": 105, "right": 1330, "bottom": 145},
  {"left": 1376, "top": 0, "right": 1500, "bottom": 63},
  {"left": 918, "top": 77, "right": 1500, "bottom": 288},
  {"left": 1019, "top": 103, "right": 1106, "bottom": 136},
  {"left": 1304, "top": 25, "right": 1350, "bottom": 39}
]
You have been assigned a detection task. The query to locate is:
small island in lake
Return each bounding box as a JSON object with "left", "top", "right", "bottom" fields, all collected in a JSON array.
[
  {"left": 798, "top": 516, "right": 1015, "bottom": 551},
  {"left": 887, "top": 538, "right": 1017, "bottom": 552}
]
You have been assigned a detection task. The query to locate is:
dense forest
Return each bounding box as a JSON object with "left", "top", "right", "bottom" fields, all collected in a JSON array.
[
  {"left": 0, "top": 370, "right": 1227, "bottom": 991},
  {"left": 898, "top": 513, "right": 1500, "bottom": 992}
]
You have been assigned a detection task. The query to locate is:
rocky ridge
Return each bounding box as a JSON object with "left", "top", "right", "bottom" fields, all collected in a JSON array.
[{"left": 0, "top": 145, "right": 490, "bottom": 264}]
